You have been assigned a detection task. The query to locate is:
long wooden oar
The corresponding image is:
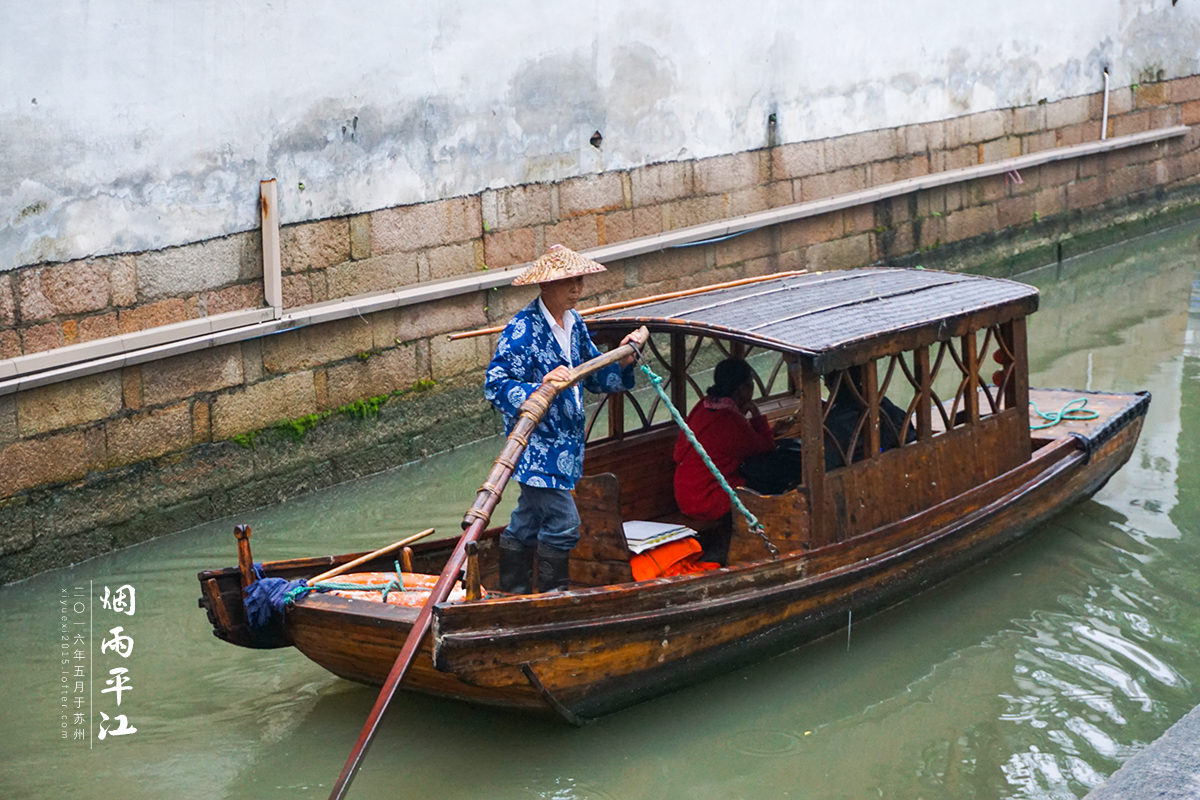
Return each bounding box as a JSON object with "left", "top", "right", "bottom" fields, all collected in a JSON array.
[
  {"left": 309, "top": 528, "right": 436, "bottom": 584},
  {"left": 326, "top": 327, "right": 649, "bottom": 800}
]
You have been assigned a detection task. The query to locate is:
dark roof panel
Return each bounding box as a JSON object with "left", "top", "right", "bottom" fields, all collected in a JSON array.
[{"left": 589, "top": 268, "right": 1039, "bottom": 369}]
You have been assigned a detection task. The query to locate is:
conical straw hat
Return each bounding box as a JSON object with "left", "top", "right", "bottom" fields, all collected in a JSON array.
[{"left": 511, "top": 244, "right": 607, "bottom": 286}]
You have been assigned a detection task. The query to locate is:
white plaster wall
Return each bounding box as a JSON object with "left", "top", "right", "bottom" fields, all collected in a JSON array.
[{"left": 1, "top": 0, "right": 1198, "bottom": 272}]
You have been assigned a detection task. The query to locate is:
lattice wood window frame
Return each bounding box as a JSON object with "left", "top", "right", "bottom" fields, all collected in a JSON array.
[
  {"left": 820, "top": 321, "right": 1022, "bottom": 469},
  {"left": 879, "top": 352, "right": 918, "bottom": 446},
  {"left": 821, "top": 368, "right": 871, "bottom": 468},
  {"left": 976, "top": 323, "right": 1017, "bottom": 415},
  {"left": 585, "top": 332, "right": 795, "bottom": 444}
]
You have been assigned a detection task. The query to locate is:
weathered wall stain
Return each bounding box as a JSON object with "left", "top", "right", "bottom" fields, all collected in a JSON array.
[
  {"left": 2, "top": 0, "right": 1199, "bottom": 273},
  {"left": 605, "top": 43, "right": 683, "bottom": 166},
  {"left": 1121, "top": 6, "right": 1200, "bottom": 80},
  {"left": 510, "top": 52, "right": 604, "bottom": 146}
]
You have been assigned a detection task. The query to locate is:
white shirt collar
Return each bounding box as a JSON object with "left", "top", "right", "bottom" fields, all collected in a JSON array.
[{"left": 538, "top": 297, "right": 574, "bottom": 363}]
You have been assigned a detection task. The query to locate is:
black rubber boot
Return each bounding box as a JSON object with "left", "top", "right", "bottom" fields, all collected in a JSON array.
[
  {"left": 535, "top": 543, "right": 572, "bottom": 593},
  {"left": 498, "top": 537, "right": 535, "bottom": 594}
]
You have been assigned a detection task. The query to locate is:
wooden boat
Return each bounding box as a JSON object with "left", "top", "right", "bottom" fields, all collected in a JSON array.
[{"left": 197, "top": 268, "right": 1149, "bottom": 724}]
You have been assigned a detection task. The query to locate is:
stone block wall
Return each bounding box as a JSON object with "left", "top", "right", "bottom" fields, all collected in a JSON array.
[
  {"left": 2, "top": 77, "right": 1199, "bottom": 581},
  {"left": 0, "top": 233, "right": 267, "bottom": 360}
]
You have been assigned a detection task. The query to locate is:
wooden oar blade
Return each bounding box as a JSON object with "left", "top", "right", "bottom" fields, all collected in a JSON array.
[{"left": 326, "top": 536, "right": 471, "bottom": 799}]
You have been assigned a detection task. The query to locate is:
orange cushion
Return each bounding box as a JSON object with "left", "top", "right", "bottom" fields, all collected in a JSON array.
[{"left": 631, "top": 538, "right": 720, "bottom": 581}]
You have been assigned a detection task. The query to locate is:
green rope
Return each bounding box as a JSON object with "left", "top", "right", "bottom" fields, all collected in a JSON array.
[
  {"left": 283, "top": 584, "right": 310, "bottom": 605},
  {"left": 636, "top": 361, "right": 779, "bottom": 558},
  {"left": 390, "top": 559, "right": 407, "bottom": 598},
  {"left": 1030, "top": 397, "right": 1099, "bottom": 430},
  {"left": 282, "top": 564, "right": 411, "bottom": 605}
]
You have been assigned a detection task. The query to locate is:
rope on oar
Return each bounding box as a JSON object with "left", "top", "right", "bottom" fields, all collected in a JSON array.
[
  {"left": 1030, "top": 397, "right": 1099, "bottom": 430},
  {"left": 636, "top": 360, "right": 780, "bottom": 559}
]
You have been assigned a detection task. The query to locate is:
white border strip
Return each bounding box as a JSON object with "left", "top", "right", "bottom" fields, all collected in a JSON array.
[{"left": 0, "top": 125, "right": 1188, "bottom": 397}]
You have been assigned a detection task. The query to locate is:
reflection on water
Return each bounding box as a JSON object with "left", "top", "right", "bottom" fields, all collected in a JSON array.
[{"left": 3, "top": 222, "right": 1200, "bottom": 799}]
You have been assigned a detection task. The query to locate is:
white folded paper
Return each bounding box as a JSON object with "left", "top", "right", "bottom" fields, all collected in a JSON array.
[{"left": 622, "top": 520, "right": 699, "bottom": 554}]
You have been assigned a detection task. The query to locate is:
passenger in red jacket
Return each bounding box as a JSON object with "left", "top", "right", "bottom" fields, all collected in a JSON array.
[{"left": 673, "top": 358, "right": 776, "bottom": 523}]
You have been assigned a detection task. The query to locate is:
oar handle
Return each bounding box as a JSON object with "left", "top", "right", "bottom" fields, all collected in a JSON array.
[
  {"left": 309, "top": 528, "right": 436, "bottom": 585},
  {"left": 234, "top": 525, "right": 254, "bottom": 591}
]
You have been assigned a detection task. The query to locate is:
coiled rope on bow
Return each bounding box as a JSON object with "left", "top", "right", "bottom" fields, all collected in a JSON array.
[
  {"left": 636, "top": 359, "right": 780, "bottom": 559},
  {"left": 282, "top": 561, "right": 411, "bottom": 605},
  {"left": 1030, "top": 397, "right": 1099, "bottom": 430}
]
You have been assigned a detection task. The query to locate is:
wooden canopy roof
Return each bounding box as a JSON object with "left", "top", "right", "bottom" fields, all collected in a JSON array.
[{"left": 588, "top": 268, "right": 1039, "bottom": 373}]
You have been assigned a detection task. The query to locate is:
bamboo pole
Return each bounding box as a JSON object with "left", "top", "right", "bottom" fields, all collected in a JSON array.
[
  {"left": 309, "top": 529, "right": 436, "bottom": 584},
  {"left": 326, "top": 327, "right": 648, "bottom": 800},
  {"left": 446, "top": 271, "right": 805, "bottom": 341}
]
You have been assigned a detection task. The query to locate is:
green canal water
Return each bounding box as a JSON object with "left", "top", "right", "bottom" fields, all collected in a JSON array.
[{"left": 3, "top": 221, "right": 1200, "bottom": 800}]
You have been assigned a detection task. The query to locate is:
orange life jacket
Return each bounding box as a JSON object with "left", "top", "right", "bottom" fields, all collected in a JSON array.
[{"left": 630, "top": 537, "right": 720, "bottom": 581}]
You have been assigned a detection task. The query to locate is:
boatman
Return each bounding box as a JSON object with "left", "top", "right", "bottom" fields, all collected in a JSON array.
[{"left": 484, "top": 245, "right": 648, "bottom": 594}]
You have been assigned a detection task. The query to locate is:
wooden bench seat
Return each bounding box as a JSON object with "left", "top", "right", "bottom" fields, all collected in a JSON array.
[
  {"left": 570, "top": 472, "right": 728, "bottom": 587},
  {"left": 570, "top": 473, "right": 634, "bottom": 586},
  {"left": 571, "top": 413, "right": 816, "bottom": 585}
]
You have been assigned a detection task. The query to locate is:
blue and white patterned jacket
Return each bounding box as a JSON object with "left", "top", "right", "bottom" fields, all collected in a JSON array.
[{"left": 484, "top": 299, "right": 634, "bottom": 490}]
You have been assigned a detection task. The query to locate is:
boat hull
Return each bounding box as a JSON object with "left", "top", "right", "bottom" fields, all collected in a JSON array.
[{"left": 272, "top": 402, "right": 1143, "bottom": 722}]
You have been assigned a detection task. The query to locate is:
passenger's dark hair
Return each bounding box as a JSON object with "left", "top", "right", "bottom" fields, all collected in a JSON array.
[{"left": 707, "top": 358, "right": 753, "bottom": 398}]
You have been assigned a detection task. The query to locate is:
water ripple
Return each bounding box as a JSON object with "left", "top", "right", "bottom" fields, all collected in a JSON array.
[
  {"left": 1071, "top": 622, "right": 1181, "bottom": 687},
  {"left": 728, "top": 729, "right": 802, "bottom": 757}
]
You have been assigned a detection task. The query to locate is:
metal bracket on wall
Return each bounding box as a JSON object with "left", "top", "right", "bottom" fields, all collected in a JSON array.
[{"left": 260, "top": 179, "right": 284, "bottom": 319}]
